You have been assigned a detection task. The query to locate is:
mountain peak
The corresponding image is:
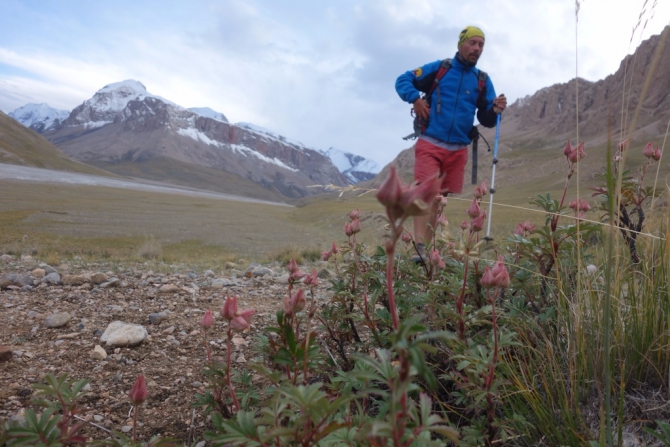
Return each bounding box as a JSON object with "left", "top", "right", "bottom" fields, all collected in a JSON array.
[
  {"left": 9, "top": 103, "right": 70, "bottom": 132},
  {"left": 97, "top": 80, "right": 148, "bottom": 95}
]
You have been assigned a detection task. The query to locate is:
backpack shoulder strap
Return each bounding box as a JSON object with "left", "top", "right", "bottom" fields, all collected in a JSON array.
[{"left": 431, "top": 58, "right": 451, "bottom": 113}]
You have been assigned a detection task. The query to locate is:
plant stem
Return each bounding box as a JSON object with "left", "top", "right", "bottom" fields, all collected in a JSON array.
[{"left": 226, "top": 327, "right": 240, "bottom": 412}]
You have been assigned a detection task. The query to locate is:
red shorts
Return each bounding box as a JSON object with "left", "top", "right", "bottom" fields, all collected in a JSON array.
[{"left": 414, "top": 138, "right": 468, "bottom": 194}]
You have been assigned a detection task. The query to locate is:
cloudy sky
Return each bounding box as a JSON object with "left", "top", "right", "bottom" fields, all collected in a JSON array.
[{"left": 0, "top": 0, "right": 668, "bottom": 167}]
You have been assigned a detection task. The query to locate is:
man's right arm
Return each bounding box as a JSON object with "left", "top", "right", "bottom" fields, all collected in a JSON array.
[{"left": 395, "top": 60, "right": 442, "bottom": 104}]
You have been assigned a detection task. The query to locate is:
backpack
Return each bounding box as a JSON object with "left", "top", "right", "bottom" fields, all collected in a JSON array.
[{"left": 402, "top": 58, "right": 489, "bottom": 141}]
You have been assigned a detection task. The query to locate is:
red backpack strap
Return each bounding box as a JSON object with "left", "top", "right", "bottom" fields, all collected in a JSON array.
[{"left": 431, "top": 58, "right": 451, "bottom": 114}]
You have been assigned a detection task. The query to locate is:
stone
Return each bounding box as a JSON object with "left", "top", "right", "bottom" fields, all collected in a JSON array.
[
  {"left": 90, "top": 345, "right": 108, "bottom": 360},
  {"left": 32, "top": 268, "right": 46, "bottom": 278},
  {"left": 56, "top": 333, "right": 80, "bottom": 340},
  {"left": 0, "top": 254, "right": 14, "bottom": 263},
  {"left": 276, "top": 273, "right": 290, "bottom": 284},
  {"left": 99, "top": 278, "right": 120, "bottom": 288},
  {"left": 62, "top": 275, "right": 88, "bottom": 286},
  {"left": 148, "top": 312, "right": 169, "bottom": 325},
  {"left": 45, "top": 312, "right": 71, "bottom": 328},
  {"left": 159, "top": 284, "right": 180, "bottom": 293},
  {"left": 0, "top": 345, "right": 12, "bottom": 361},
  {"left": 317, "top": 268, "right": 333, "bottom": 279},
  {"left": 121, "top": 426, "right": 132, "bottom": 433},
  {"left": 204, "top": 269, "right": 215, "bottom": 277},
  {"left": 41, "top": 265, "right": 58, "bottom": 275},
  {"left": 225, "top": 262, "right": 237, "bottom": 269},
  {"left": 236, "top": 354, "right": 247, "bottom": 363},
  {"left": 91, "top": 272, "right": 109, "bottom": 284},
  {"left": 161, "top": 326, "right": 175, "bottom": 335},
  {"left": 100, "top": 321, "right": 148, "bottom": 347},
  {"left": 211, "top": 278, "right": 233, "bottom": 289},
  {"left": 42, "top": 273, "right": 61, "bottom": 284},
  {"left": 586, "top": 264, "right": 598, "bottom": 275}
]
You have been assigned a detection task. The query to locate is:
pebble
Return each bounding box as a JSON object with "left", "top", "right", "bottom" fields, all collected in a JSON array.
[
  {"left": 45, "top": 312, "right": 72, "bottom": 328},
  {"left": 121, "top": 426, "right": 132, "bottom": 433},
  {"left": 32, "top": 268, "right": 46, "bottom": 278},
  {"left": 161, "top": 326, "right": 175, "bottom": 335},
  {"left": 148, "top": 312, "right": 169, "bottom": 325},
  {"left": 236, "top": 354, "right": 247, "bottom": 363},
  {"left": 100, "top": 321, "right": 148, "bottom": 347},
  {"left": 90, "top": 345, "right": 108, "bottom": 360},
  {"left": 191, "top": 381, "right": 203, "bottom": 388},
  {"left": 56, "top": 332, "right": 80, "bottom": 340},
  {"left": 91, "top": 272, "right": 109, "bottom": 284},
  {"left": 0, "top": 345, "right": 12, "bottom": 361},
  {"left": 42, "top": 272, "right": 61, "bottom": 284},
  {"left": 159, "top": 284, "right": 180, "bottom": 293}
]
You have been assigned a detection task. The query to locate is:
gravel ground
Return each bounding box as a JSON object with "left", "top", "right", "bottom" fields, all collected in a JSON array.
[{"left": 0, "top": 254, "right": 333, "bottom": 443}]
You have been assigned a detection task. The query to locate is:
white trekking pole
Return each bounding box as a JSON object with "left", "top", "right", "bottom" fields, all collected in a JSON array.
[{"left": 484, "top": 107, "right": 502, "bottom": 242}]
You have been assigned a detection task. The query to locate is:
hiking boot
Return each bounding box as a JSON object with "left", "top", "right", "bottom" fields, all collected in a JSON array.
[{"left": 410, "top": 243, "right": 428, "bottom": 265}]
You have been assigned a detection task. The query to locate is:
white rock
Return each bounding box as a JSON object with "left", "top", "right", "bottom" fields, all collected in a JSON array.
[
  {"left": 100, "top": 321, "right": 148, "bottom": 347},
  {"left": 90, "top": 345, "right": 108, "bottom": 360}
]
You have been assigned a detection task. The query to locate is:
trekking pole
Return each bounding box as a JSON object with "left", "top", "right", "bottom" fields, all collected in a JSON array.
[{"left": 484, "top": 111, "right": 502, "bottom": 242}]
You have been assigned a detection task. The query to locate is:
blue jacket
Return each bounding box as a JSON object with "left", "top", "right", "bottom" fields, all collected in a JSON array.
[{"left": 395, "top": 53, "right": 498, "bottom": 144}]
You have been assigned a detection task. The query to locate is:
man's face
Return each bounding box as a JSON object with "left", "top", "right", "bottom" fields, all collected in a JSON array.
[{"left": 458, "top": 36, "right": 485, "bottom": 64}]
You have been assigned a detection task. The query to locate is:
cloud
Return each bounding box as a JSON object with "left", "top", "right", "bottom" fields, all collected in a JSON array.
[{"left": 0, "top": 0, "right": 668, "bottom": 166}]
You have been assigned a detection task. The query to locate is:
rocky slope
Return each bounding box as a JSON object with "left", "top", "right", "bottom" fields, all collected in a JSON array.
[{"left": 0, "top": 254, "right": 335, "bottom": 442}]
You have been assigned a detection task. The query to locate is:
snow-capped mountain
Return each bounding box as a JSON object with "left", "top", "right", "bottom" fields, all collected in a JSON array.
[
  {"left": 188, "top": 107, "right": 228, "bottom": 123},
  {"left": 320, "top": 147, "right": 380, "bottom": 183},
  {"left": 9, "top": 103, "right": 70, "bottom": 133},
  {"left": 27, "top": 80, "right": 348, "bottom": 198}
]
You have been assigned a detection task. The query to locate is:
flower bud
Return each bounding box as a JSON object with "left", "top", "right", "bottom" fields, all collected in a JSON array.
[
  {"left": 399, "top": 174, "right": 441, "bottom": 217},
  {"left": 287, "top": 259, "right": 300, "bottom": 274},
  {"left": 331, "top": 242, "right": 339, "bottom": 254},
  {"left": 470, "top": 212, "right": 486, "bottom": 232},
  {"left": 653, "top": 148, "right": 662, "bottom": 161},
  {"left": 376, "top": 166, "right": 404, "bottom": 220},
  {"left": 344, "top": 222, "right": 354, "bottom": 237},
  {"left": 284, "top": 289, "right": 306, "bottom": 316},
  {"left": 643, "top": 142, "right": 655, "bottom": 159},
  {"left": 466, "top": 198, "right": 481, "bottom": 218},
  {"left": 568, "top": 199, "right": 577, "bottom": 210},
  {"left": 349, "top": 209, "right": 360, "bottom": 221},
  {"left": 436, "top": 213, "right": 447, "bottom": 227},
  {"left": 481, "top": 266, "right": 496, "bottom": 289},
  {"left": 129, "top": 375, "right": 148, "bottom": 405},
  {"left": 230, "top": 315, "right": 250, "bottom": 332},
  {"left": 491, "top": 255, "right": 510, "bottom": 288},
  {"left": 221, "top": 295, "right": 238, "bottom": 321},
  {"left": 429, "top": 249, "right": 441, "bottom": 266},
  {"left": 473, "top": 181, "right": 488, "bottom": 199},
  {"left": 200, "top": 309, "right": 214, "bottom": 330},
  {"left": 401, "top": 233, "right": 413, "bottom": 244},
  {"left": 460, "top": 220, "right": 469, "bottom": 231},
  {"left": 303, "top": 269, "right": 319, "bottom": 286},
  {"left": 321, "top": 250, "right": 332, "bottom": 261},
  {"left": 350, "top": 219, "right": 361, "bottom": 234}
]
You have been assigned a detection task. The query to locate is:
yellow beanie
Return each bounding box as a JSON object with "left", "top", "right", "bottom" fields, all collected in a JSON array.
[{"left": 458, "top": 26, "right": 485, "bottom": 48}]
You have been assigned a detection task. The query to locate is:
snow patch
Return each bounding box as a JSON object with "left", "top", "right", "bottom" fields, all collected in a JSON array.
[
  {"left": 9, "top": 103, "right": 70, "bottom": 130},
  {"left": 235, "top": 122, "right": 306, "bottom": 149},
  {"left": 177, "top": 128, "right": 224, "bottom": 147},
  {"left": 230, "top": 144, "right": 298, "bottom": 172},
  {"left": 189, "top": 107, "right": 228, "bottom": 123}
]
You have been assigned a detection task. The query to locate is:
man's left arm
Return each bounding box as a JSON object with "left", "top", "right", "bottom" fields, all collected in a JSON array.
[{"left": 476, "top": 77, "right": 507, "bottom": 128}]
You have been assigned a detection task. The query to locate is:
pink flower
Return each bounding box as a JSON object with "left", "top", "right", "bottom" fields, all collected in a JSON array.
[
  {"left": 331, "top": 242, "right": 339, "bottom": 254},
  {"left": 466, "top": 198, "right": 481, "bottom": 218},
  {"left": 230, "top": 316, "right": 249, "bottom": 332},
  {"left": 460, "top": 220, "right": 469, "bottom": 231},
  {"left": 221, "top": 295, "right": 238, "bottom": 321},
  {"left": 350, "top": 219, "right": 361, "bottom": 234},
  {"left": 344, "top": 222, "right": 354, "bottom": 237},
  {"left": 643, "top": 142, "right": 655, "bottom": 159},
  {"left": 439, "top": 196, "right": 449, "bottom": 206},
  {"left": 376, "top": 165, "right": 405, "bottom": 220},
  {"left": 398, "top": 174, "right": 441, "bottom": 217},
  {"left": 474, "top": 181, "right": 488, "bottom": 199},
  {"left": 564, "top": 140, "right": 586, "bottom": 164},
  {"left": 470, "top": 211, "right": 487, "bottom": 232},
  {"left": 287, "top": 259, "right": 305, "bottom": 280},
  {"left": 200, "top": 310, "right": 214, "bottom": 330},
  {"left": 491, "top": 255, "right": 510, "bottom": 288},
  {"left": 522, "top": 219, "right": 535, "bottom": 233},
  {"left": 129, "top": 375, "right": 148, "bottom": 405},
  {"left": 514, "top": 223, "right": 525, "bottom": 236},
  {"left": 401, "top": 233, "right": 413, "bottom": 244},
  {"left": 579, "top": 200, "right": 591, "bottom": 212},
  {"left": 618, "top": 139, "right": 630, "bottom": 152},
  {"left": 429, "top": 249, "right": 441, "bottom": 266},
  {"left": 563, "top": 141, "right": 574, "bottom": 158},
  {"left": 568, "top": 199, "right": 578, "bottom": 211},
  {"left": 221, "top": 295, "right": 255, "bottom": 331},
  {"left": 321, "top": 250, "right": 332, "bottom": 261},
  {"left": 437, "top": 259, "right": 446, "bottom": 270},
  {"left": 349, "top": 209, "right": 360, "bottom": 221},
  {"left": 643, "top": 142, "right": 662, "bottom": 161},
  {"left": 481, "top": 266, "right": 496, "bottom": 289},
  {"left": 436, "top": 213, "right": 448, "bottom": 227},
  {"left": 284, "top": 288, "right": 306, "bottom": 316},
  {"left": 303, "top": 269, "right": 319, "bottom": 286}
]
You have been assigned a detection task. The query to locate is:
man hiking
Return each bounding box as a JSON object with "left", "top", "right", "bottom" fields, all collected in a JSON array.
[{"left": 395, "top": 25, "right": 507, "bottom": 263}]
